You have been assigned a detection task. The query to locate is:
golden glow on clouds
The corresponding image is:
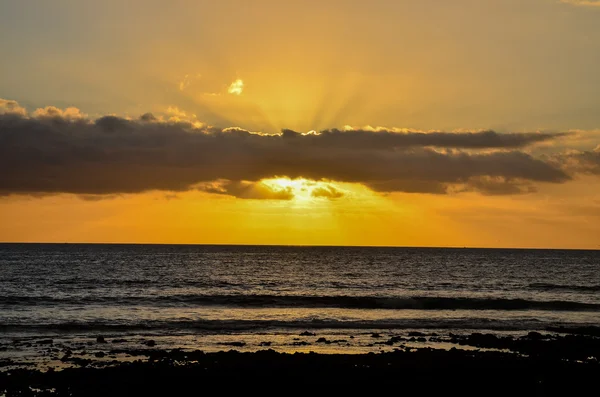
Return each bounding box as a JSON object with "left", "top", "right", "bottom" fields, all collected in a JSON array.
[
  {"left": 2, "top": 177, "right": 599, "bottom": 248},
  {"left": 228, "top": 79, "right": 244, "bottom": 95},
  {"left": 260, "top": 178, "right": 345, "bottom": 203}
]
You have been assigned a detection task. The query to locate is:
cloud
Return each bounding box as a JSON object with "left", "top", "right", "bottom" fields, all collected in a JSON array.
[
  {"left": 0, "top": 99, "right": 575, "bottom": 198},
  {"left": 453, "top": 176, "right": 537, "bottom": 196},
  {"left": 228, "top": 79, "right": 244, "bottom": 95},
  {"left": 553, "top": 147, "right": 600, "bottom": 175},
  {"left": 560, "top": 0, "right": 600, "bottom": 7},
  {"left": 282, "top": 128, "right": 567, "bottom": 149},
  {"left": 178, "top": 73, "right": 202, "bottom": 91},
  {"left": 311, "top": 185, "right": 345, "bottom": 199},
  {"left": 0, "top": 99, "right": 27, "bottom": 116},
  {"left": 198, "top": 180, "right": 294, "bottom": 200},
  {"left": 32, "top": 106, "right": 87, "bottom": 120}
]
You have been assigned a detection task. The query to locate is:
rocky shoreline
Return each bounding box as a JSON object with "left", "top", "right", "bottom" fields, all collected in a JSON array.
[{"left": 1, "top": 331, "right": 599, "bottom": 396}]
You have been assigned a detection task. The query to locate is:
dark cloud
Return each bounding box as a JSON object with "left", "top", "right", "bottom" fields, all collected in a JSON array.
[
  {"left": 283, "top": 128, "right": 568, "bottom": 150},
  {"left": 0, "top": 108, "right": 572, "bottom": 197},
  {"left": 140, "top": 113, "right": 157, "bottom": 122}
]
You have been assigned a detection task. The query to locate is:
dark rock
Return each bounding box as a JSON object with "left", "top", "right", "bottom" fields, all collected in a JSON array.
[
  {"left": 546, "top": 325, "right": 600, "bottom": 337},
  {"left": 417, "top": 337, "right": 427, "bottom": 342},
  {"left": 316, "top": 337, "right": 328, "bottom": 343},
  {"left": 526, "top": 331, "right": 544, "bottom": 340},
  {"left": 300, "top": 331, "right": 316, "bottom": 336},
  {"left": 96, "top": 336, "right": 107, "bottom": 344},
  {"left": 145, "top": 340, "right": 156, "bottom": 347},
  {"left": 292, "top": 341, "right": 311, "bottom": 346},
  {"left": 112, "top": 339, "right": 127, "bottom": 344},
  {"left": 468, "top": 333, "right": 501, "bottom": 348},
  {"left": 217, "top": 342, "right": 245, "bottom": 347},
  {"left": 371, "top": 333, "right": 382, "bottom": 338},
  {"left": 94, "top": 352, "right": 105, "bottom": 358},
  {"left": 408, "top": 332, "right": 425, "bottom": 337},
  {"left": 259, "top": 342, "right": 272, "bottom": 346},
  {"left": 383, "top": 336, "right": 405, "bottom": 346},
  {"left": 37, "top": 339, "right": 53, "bottom": 345}
]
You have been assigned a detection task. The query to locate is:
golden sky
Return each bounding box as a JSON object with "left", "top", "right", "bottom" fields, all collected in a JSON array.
[{"left": 1, "top": 0, "right": 600, "bottom": 248}]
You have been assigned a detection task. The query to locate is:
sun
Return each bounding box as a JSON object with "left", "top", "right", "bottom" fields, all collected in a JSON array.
[{"left": 260, "top": 177, "right": 319, "bottom": 202}]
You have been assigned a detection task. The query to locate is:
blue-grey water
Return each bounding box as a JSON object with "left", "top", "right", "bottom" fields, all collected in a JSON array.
[{"left": 1, "top": 244, "right": 600, "bottom": 364}]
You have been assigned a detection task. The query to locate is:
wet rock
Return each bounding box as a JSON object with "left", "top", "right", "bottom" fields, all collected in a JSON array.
[
  {"left": 145, "top": 340, "right": 157, "bottom": 347},
  {"left": 316, "top": 338, "right": 330, "bottom": 344},
  {"left": 300, "top": 331, "right": 316, "bottom": 336},
  {"left": 371, "top": 333, "right": 382, "bottom": 338},
  {"left": 60, "top": 350, "right": 72, "bottom": 362},
  {"left": 468, "top": 333, "right": 501, "bottom": 349},
  {"left": 417, "top": 337, "right": 427, "bottom": 342},
  {"left": 292, "top": 341, "right": 311, "bottom": 346},
  {"left": 96, "top": 336, "right": 107, "bottom": 344},
  {"left": 384, "top": 336, "right": 405, "bottom": 346},
  {"left": 526, "top": 331, "right": 544, "bottom": 340},
  {"left": 546, "top": 325, "right": 600, "bottom": 337},
  {"left": 68, "top": 357, "right": 91, "bottom": 366},
  {"left": 95, "top": 352, "right": 105, "bottom": 358},
  {"left": 217, "top": 342, "right": 245, "bottom": 347}
]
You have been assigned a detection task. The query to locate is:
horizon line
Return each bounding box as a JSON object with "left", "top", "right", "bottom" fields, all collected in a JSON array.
[{"left": 0, "top": 242, "right": 598, "bottom": 251}]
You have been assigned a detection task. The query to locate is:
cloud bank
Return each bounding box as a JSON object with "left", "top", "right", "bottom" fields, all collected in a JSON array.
[
  {"left": 0, "top": 99, "right": 588, "bottom": 199},
  {"left": 560, "top": 0, "right": 600, "bottom": 7}
]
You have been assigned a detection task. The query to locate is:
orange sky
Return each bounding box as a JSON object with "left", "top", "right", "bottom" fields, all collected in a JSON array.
[{"left": 1, "top": 0, "right": 599, "bottom": 248}]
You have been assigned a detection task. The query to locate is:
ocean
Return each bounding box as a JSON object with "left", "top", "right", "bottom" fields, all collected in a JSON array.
[{"left": 1, "top": 243, "right": 600, "bottom": 366}]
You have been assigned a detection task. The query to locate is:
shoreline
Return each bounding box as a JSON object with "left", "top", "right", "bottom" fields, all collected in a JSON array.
[
  {"left": 2, "top": 331, "right": 599, "bottom": 395},
  {"left": 2, "top": 347, "right": 599, "bottom": 396}
]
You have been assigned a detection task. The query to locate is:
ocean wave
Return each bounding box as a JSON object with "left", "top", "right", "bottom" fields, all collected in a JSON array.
[
  {"left": 1, "top": 294, "right": 600, "bottom": 311},
  {"left": 528, "top": 283, "right": 600, "bottom": 292},
  {"left": 0, "top": 317, "right": 551, "bottom": 333}
]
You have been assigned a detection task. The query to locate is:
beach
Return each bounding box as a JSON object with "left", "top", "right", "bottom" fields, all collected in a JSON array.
[{"left": 2, "top": 328, "right": 600, "bottom": 395}]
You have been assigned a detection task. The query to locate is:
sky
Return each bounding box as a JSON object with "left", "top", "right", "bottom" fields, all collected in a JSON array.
[{"left": 1, "top": 0, "right": 600, "bottom": 248}]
